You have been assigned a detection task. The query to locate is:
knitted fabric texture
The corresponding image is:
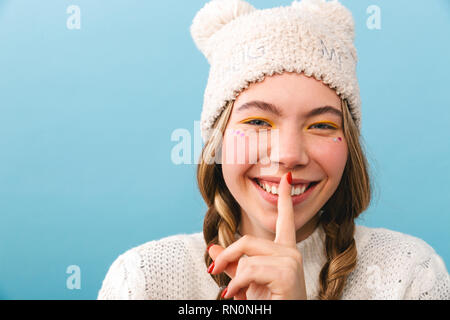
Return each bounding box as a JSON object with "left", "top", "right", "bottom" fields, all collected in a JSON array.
[
  {"left": 98, "top": 225, "right": 450, "bottom": 300},
  {"left": 191, "top": 0, "right": 362, "bottom": 142}
]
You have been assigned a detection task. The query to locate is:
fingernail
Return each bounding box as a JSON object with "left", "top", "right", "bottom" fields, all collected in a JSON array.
[
  {"left": 206, "top": 243, "right": 214, "bottom": 252},
  {"left": 221, "top": 287, "right": 228, "bottom": 299},
  {"left": 207, "top": 261, "right": 215, "bottom": 273},
  {"left": 287, "top": 172, "right": 293, "bottom": 185}
]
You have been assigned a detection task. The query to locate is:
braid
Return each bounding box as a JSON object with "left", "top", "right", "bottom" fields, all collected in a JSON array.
[
  {"left": 215, "top": 188, "right": 238, "bottom": 247},
  {"left": 201, "top": 165, "right": 241, "bottom": 299},
  {"left": 318, "top": 219, "right": 357, "bottom": 299},
  {"left": 317, "top": 98, "right": 372, "bottom": 299},
  {"left": 197, "top": 101, "right": 240, "bottom": 299}
]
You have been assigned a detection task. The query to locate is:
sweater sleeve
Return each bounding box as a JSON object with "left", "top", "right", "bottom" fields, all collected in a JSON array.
[
  {"left": 97, "top": 248, "right": 147, "bottom": 300},
  {"left": 403, "top": 247, "right": 450, "bottom": 300},
  {"left": 97, "top": 234, "right": 208, "bottom": 300}
]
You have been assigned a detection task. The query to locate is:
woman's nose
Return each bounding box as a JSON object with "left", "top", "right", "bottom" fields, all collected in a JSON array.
[{"left": 269, "top": 128, "right": 309, "bottom": 169}]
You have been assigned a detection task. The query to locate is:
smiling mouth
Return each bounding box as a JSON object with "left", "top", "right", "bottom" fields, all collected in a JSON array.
[{"left": 252, "top": 178, "right": 319, "bottom": 196}]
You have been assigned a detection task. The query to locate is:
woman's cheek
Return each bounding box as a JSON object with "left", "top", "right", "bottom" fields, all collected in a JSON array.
[
  {"left": 311, "top": 136, "right": 348, "bottom": 173},
  {"left": 221, "top": 129, "right": 258, "bottom": 203},
  {"left": 222, "top": 128, "right": 260, "bottom": 166}
]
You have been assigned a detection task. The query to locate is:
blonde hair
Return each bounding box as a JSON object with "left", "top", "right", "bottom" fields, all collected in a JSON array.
[{"left": 197, "top": 97, "right": 372, "bottom": 300}]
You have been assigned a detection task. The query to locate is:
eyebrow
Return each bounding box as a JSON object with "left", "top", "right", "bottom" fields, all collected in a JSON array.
[{"left": 236, "top": 100, "right": 343, "bottom": 118}]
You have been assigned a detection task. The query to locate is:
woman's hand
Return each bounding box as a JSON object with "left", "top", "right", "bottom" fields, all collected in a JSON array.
[{"left": 207, "top": 172, "right": 307, "bottom": 300}]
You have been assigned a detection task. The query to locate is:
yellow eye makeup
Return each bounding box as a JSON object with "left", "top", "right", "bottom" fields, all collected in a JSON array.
[
  {"left": 308, "top": 121, "right": 340, "bottom": 130},
  {"left": 237, "top": 118, "right": 339, "bottom": 130},
  {"left": 238, "top": 117, "right": 275, "bottom": 128}
]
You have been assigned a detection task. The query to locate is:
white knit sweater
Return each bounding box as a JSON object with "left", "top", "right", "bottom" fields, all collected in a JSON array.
[{"left": 97, "top": 225, "right": 449, "bottom": 300}]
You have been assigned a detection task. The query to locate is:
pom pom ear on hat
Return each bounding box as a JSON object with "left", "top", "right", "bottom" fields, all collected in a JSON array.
[
  {"left": 190, "top": 0, "right": 256, "bottom": 61},
  {"left": 291, "top": 0, "right": 355, "bottom": 40}
]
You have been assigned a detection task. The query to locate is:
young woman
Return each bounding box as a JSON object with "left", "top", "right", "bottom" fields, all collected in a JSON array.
[{"left": 98, "top": 0, "right": 449, "bottom": 300}]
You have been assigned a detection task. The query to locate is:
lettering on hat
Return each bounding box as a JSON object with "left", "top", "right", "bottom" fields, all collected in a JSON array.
[
  {"left": 230, "top": 38, "right": 268, "bottom": 72},
  {"left": 319, "top": 39, "right": 343, "bottom": 69}
]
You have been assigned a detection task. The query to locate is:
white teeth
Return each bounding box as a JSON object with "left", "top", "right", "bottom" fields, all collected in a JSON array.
[
  {"left": 271, "top": 185, "right": 277, "bottom": 194},
  {"left": 256, "top": 180, "right": 278, "bottom": 195},
  {"left": 256, "top": 179, "right": 311, "bottom": 196}
]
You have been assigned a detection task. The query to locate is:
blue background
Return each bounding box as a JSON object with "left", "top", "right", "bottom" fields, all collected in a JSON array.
[{"left": 0, "top": 0, "right": 449, "bottom": 299}]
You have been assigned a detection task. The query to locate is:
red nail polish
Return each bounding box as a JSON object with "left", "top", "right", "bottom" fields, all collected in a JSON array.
[
  {"left": 221, "top": 287, "right": 228, "bottom": 299},
  {"left": 287, "top": 172, "right": 292, "bottom": 185},
  {"left": 207, "top": 261, "right": 215, "bottom": 273}
]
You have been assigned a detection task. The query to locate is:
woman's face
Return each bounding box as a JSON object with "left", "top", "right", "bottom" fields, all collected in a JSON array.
[{"left": 221, "top": 72, "right": 348, "bottom": 242}]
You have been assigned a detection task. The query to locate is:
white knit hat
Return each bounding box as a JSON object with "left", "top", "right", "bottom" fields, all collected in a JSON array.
[{"left": 191, "top": 0, "right": 361, "bottom": 142}]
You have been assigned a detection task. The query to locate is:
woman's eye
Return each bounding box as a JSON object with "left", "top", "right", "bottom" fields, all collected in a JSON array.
[
  {"left": 244, "top": 119, "right": 272, "bottom": 127},
  {"left": 309, "top": 123, "right": 337, "bottom": 130}
]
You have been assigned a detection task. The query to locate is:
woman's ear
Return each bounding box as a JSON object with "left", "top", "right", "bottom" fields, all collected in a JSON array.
[
  {"left": 291, "top": 0, "right": 355, "bottom": 41},
  {"left": 190, "top": 0, "right": 256, "bottom": 61}
]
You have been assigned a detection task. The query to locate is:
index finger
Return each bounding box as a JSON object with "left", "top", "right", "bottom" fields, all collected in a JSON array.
[
  {"left": 208, "top": 244, "right": 237, "bottom": 278},
  {"left": 274, "top": 172, "right": 296, "bottom": 246}
]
